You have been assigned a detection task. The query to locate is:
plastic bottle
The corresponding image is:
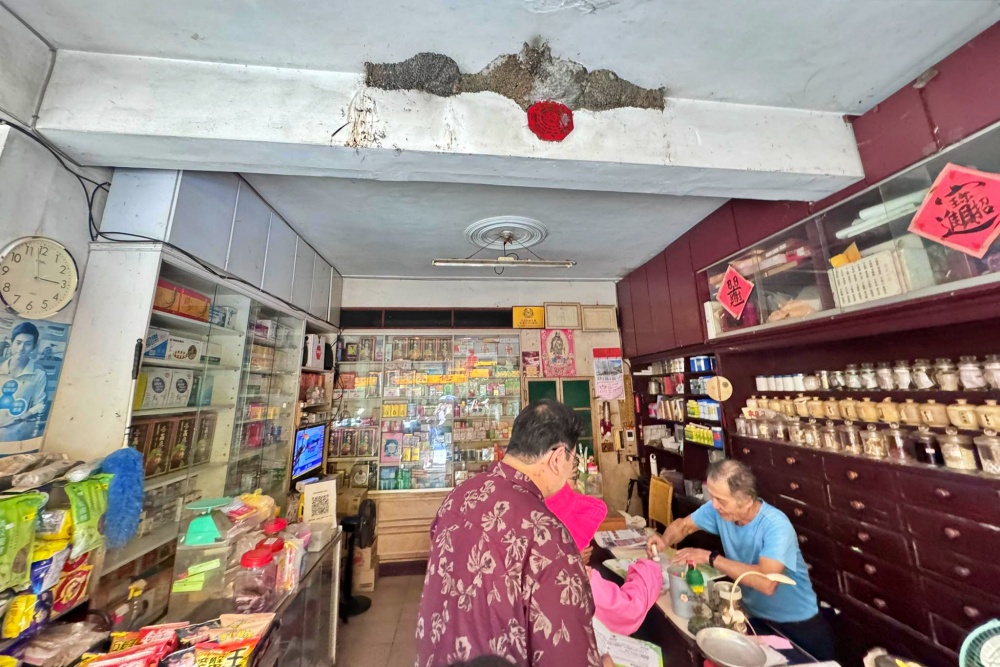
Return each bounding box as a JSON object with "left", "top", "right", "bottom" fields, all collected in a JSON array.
[{"left": 685, "top": 560, "right": 705, "bottom": 596}]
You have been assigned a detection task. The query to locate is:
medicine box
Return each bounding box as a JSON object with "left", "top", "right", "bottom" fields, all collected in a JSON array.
[
  {"left": 167, "top": 370, "right": 195, "bottom": 408},
  {"left": 140, "top": 368, "right": 173, "bottom": 410}
]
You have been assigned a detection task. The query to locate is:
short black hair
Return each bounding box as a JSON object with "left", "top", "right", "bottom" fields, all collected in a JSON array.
[
  {"left": 449, "top": 657, "right": 518, "bottom": 667},
  {"left": 11, "top": 322, "right": 39, "bottom": 346},
  {"left": 506, "top": 399, "right": 582, "bottom": 462}
]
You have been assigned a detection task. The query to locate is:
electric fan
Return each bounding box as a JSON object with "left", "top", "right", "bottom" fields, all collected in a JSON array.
[{"left": 961, "top": 619, "right": 1000, "bottom": 667}]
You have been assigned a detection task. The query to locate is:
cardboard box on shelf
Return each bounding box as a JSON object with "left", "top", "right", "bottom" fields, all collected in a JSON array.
[
  {"left": 353, "top": 557, "right": 378, "bottom": 595},
  {"left": 144, "top": 328, "right": 171, "bottom": 358},
  {"left": 352, "top": 538, "right": 377, "bottom": 571},
  {"left": 336, "top": 488, "right": 368, "bottom": 517},
  {"left": 153, "top": 279, "right": 182, "bottom": 314},
  {"left": 139, "top": 368, "right": 173, "bottom": 410},
  {"left": 176, "top": 287, "right": 212, "bottom": 322},
  {"left": 166, "top": 370, "right": 195, "bottom": 408}
]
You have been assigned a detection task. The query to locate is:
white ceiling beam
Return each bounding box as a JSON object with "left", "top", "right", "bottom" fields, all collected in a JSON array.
[{"left": 37, "top": 51, "right": 863, "bottom": 200}]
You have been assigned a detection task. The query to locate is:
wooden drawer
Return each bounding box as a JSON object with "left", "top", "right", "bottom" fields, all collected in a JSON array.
[
  {"left": 923, "top": 576, "right": 1000, "bottom": 631},
  {"left": 838, "top": 546, "right": 916, "bottom": 594},
  {"left": 931, "top": 614, "right": 968, "bottom": 654},
  {"left": 802, "top": 554, "right": 839, "bottom": 591},
  {"left": 839, "top": 597, "right": 957, "bottom": 667},
  {"left": 823, "top": 453, "right": 899, "bottom": 492},
  {"left": 772, "top": 495, "right": 828, "bottom": 533},
  {"left": 915, "top": 539, "right": 1000, "bottom": 592},
  {"left": 829, "top": 515, "right": 912, "bottom": 564},
  {"left": 793, "top": 524, "right": 838, "bottom": 564},
  {"left": 765, "top": 469, "right": 828, "bottom": 507},
  {"left": 843, "top": 573, "right": 929, "bottom": 635},
  {"left": 897, "top": 468, "right": 1000, "bottom": 525},
  {"left": 769, "top": 443, "right": 824, "bottom": 479},
  {"left": 731, "top": 438, "right": 770, "bottom": 466},
  {"left": 827, "top": 484, "right": 900, "bottom": 530},
  {"left": 905, "top": 505, "right": 1000, "bottom": 562}
]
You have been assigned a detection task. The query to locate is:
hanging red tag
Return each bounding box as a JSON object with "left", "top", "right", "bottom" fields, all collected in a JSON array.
[
  {"left": 717, "top": 265, "right": 754, "bottom": 320},
  {"left": 908, "top": 163, "right": 1000, "bottom": 259}
]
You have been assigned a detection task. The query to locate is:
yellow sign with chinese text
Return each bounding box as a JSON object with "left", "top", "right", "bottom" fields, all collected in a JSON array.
[{"left": 513, "top": 306, "right": 545, "bottom": 329}]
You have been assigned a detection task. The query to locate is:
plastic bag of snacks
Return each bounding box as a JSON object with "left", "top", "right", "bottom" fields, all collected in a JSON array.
[
  {"left": 208, "top": 614, "right": 273, "bottom": 645},
  {"left": 36, "top": 509, "right": 72, "bottom": 542},
  {"left": 29, "top": 540, "right": 70, "bottom": 594},
  {"left": 64, "top": 477, "right": 109, "bottom": 559},
  {"left": 194, "top": 640, "right": 259, "bottom": 667},
  {"left": 1, "top": 591, "right": 53, "bottom": 640},
  {"left": 0, "top": 493, "right": 47, "bottom": 592},
  {"left": 108, "top": 631, "right": 141, "bottom": 653},
  {"left": 80, "top": 642, "right": 172, "bottom": 667},
  {"left": 175, "top": 620, "right": 221, "bottom": 648},
  {"left": 237, "top": 492, "right": 275, "bottom": 523},
  {"left": 137, "top": 622, "right": 188, "bottom": 654}
]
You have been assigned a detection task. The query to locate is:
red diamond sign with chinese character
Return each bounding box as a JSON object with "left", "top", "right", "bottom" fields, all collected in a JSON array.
[
  {"left": 717, "top": 265, "right": 754, "bottom": 320},
  {"left": 908, "top": 163, "right": 1000, "bottom": 259}
]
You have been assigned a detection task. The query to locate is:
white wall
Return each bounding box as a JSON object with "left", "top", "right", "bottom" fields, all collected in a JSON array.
[
  {"left": 342, "top": 278, "right": 617, "bottom": 309},
  {"left": 0, "top": 6, "right": 50, "bottom": 124}
]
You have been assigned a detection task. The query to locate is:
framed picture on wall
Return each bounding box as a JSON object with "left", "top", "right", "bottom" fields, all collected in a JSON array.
[
  {"left": 544, "top": 303, "right": 582, "bottom": 329},
  {"left": 582, "top": 305, "right": 618, "bottom": 331}
]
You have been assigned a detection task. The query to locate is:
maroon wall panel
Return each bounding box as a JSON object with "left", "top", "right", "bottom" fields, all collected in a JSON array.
[
  {"left": 616, "top": 279, "right": 637, "bottom": 359},
  {"left": 645, "top": 252, "right": 675, "bottom": 353},
  {"left": 731, "top": 200, "right": 811, "bottom": 249},
  {"left": 629, "top": 264, "right": 655, "bottom": 356},
  {"left": 688, "top": 203, "right": 740, "bottom": 271},
  {"left": 922, "top": 22, "right": 1000, "bottom": 148},
  {"left": 851, "top": 85, "right": 938, "bottom": 184},
  {"left": 664, "top": 236, "right": 703, "bottom": 348}
]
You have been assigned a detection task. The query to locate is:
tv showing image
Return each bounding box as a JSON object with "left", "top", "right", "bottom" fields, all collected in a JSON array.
[{"left": 292, "top": 423, "right": 326, "bottom": 480}]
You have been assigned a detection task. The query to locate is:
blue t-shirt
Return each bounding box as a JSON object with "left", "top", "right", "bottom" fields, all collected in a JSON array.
[{"left": 690, "top": 501, "right": 818, "bottom": 623}]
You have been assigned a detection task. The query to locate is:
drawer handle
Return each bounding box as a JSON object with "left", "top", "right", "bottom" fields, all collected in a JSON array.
[
  {"left": 873, "top": 598, "right": 887, "bottom": 610},
  {"left": 789, "top": 482, "right": 801, "bottom": 491},
  {"left": 786, "top": 457, "right": 797, "bottom": 465},
  {"left": 944, "top": 527, "right": 961, "bottom": 540},
  {"left": 963, "top": 606, "right": 980, "bottom": 620},
  {"left": 850, "top": 500, "right": 866, "bottom": 511},
  {"left": 954, "top": 566, "right": 971, "bottom": 578},
  {"left": 798, "top": 535, "right": 808, "bottom": 544},
  {"left": 846, "top": 471, "right": 859, "bottom": 481},
  {"left": 864, "top": 564, "right": 877, "bottom": 576},
  {"left": 857, "top": 532, "right": 870, "bottom": 543},
  {"left": 793, "top": 508, "right": 804, "bottom": 517},
  {"left": 934, "top": 488, "right": 952, "bottom": 499},
  {"left": 742, "top": 448, "right": 751, "bottom": 455}
]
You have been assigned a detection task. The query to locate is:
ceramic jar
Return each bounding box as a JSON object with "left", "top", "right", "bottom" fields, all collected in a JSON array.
[
  {"left": 819, "top": 421, "right": 840, "bottom": 451},
  {"left": 959, "top": 356, "right": 987, "bottom": 390},
  {"left": 883, "top": 424, "right": 916, "bottom": 463},
  {"left": 939, "top": 429, "right": 977, "bottom": 471},
  {"left": 746, "top": 396, "right": 760, "bottom": 410},
  {"left": 946, "top": 399, "right": 979, "bottom": 430},
  {"left": 899, "top": 399, "right": 922, "bottom": 426},
  {"left": 838, "top": 422, "right": 863, "bottom": 455},
  {"left": 861, "top": 424, "right": 889, "bottom": 460},
  {"left": 802, "top": 421, "right": 820, "bottom": 449},
  {"left": 919, "top": 400, "right": 950, "bottom": 428},
  {"left": 793, "top": 395, "right": 811, "bottom": 418},
  {"left": 780, "top": 397, "right": 796, "bottom": 418},
  {"left": 934, "top": 358, "right": 960, "bottom": 392},
  {"left": 876, "top": 398, "right": 901, "bottom": 424},
  {"left": 914, "top": 427, "right": 944, "bottom": 466},
  {"left": 845, "top": 364, "right": 862, "bottom": 390},
  {"left": 839, "top": 397, "right": 860, "bottom": 421},
  {"left": 984, "top": 355, "right": 1000, "bottom": 390},
  {"left": 857, "top": 397, "right": 880, "bottom": 423},
  {"left": 792, "top": 374, "right": 807, "bottom": 392},
  {"left": 767, "top": 397, "right": 783, "bottom": 413},
  {"left": 803, "top": 375, "right": 821, "bottom": 391},
  {"left": 912, "top": 359, "right": 936, "bottom": 390},
  {"left": 875, "top": 362, "right": 895, "bottom": 391},
  {"left": 973, "top": 430, "right": 1000, "bottom": 476},
  {"left": 821, "top": 398, "right": 841, "bottom": 420},
  {"left": 892, "top": 360, "right": 913, "bottom": 390},
  {"left": 976, "top": 399, "right": 1000, "bottom": 430},
  {"left": 808, "top": 397, "right": 826, "bottom": 420},
  {"left": 860, "top": 363, "right": 879, "bottom": 390}
]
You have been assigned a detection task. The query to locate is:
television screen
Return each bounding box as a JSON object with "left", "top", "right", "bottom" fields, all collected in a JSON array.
[{"left": 292, "top": 424, "right": 326, "bottom": 479}]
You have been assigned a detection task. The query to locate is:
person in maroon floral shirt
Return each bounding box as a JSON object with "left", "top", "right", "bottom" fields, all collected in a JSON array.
[{"left": 415, "top": 399, "right": 609, "bottom": 667}]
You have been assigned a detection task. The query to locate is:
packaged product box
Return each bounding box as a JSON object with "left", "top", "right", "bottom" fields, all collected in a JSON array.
[
  {"left": 143, "top": 328, "right": 171, "bottom": 359},
  {"left": 352, "top": 537, "right": 377, "bottom": 571},
  {"left": 170, "top": 417, "right": 196, "bottom": 471},
  {"left": 128, "top": 419, "right": 154, "bottom": 455},
  {"left": 165, "top": 337, "right": 203, "bottom": 364},
  {"left": 336, "top": 488, "right": 367, "bottom": 517},
  {"left": 176, "top": 287, "right": 211, "bottom": 322},
  {"left": 188, "top": 374, "right": 214, "bottom": 407},
  {"left": 192, "top": 413, "right": 217, "bottom": 465},
  {"left": 140, "top": 368, "right": 173, "bottom": 410},
  {"left": 153, "top": 279, "right": 182, "bottom": 314},
  {"left": 145, "top": 419, "right": 175, "bottom": 477},
  {"left": 167, "top": 370, "right": 194, "bottom": 408},
  {"left": 133, "top": 372, "right": 148, "bottom": 412},
  {"left": 352, "top": 556, "right": 378, "bottom": 595}
]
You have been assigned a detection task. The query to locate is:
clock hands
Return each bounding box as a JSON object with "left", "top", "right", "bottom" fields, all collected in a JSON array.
[{"left": 38, "top": 277, "right": 60, "bottom": 285}]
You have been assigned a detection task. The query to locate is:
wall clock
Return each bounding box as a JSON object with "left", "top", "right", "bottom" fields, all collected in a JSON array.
[{"left": 0, "top": 237, "right": 79, "bottom": 319}]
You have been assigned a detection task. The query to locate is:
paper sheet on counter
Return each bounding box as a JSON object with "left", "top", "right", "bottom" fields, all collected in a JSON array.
[{"left": 593, "top": 618, "right": 663, "bottom": 667}]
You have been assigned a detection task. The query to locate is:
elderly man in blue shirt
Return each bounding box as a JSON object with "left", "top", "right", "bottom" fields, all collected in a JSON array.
[{"left": 647, "top": 460, "right": 835, "bottom": 660}]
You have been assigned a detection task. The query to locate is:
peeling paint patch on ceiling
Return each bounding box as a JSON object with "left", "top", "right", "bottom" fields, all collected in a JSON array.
[
  {"left": 365, "top": 43, "right": 665, "bottom": 112},
  {"left": 522, "top": 0, "right": 620, "bottom": 14}
]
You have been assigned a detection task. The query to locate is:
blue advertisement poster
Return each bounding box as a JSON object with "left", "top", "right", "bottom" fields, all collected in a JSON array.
[{"left": 0, "top": 315, "right": 71, "bottom": 450}]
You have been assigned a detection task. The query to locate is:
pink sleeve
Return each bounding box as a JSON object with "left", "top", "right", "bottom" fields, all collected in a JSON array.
[{"left": 589, "top": 560, "right": 663, "bottom": 636}]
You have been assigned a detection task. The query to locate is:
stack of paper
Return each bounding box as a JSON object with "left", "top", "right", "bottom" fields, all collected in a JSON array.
[
  {"left": 593, "top": 619, "right": 663, "bottom": 667},
  {"left": 595, "top": 529, "right": 648, "bottom": 549}
]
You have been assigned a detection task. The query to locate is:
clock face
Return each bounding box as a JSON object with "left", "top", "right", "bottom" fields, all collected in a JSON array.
[{"left": 0, "top": 237, "right": 79, "bottom": 319}]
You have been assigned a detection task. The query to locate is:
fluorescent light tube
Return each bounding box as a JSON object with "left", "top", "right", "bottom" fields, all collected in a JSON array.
[{"left": 432, "top": 257, "right": 576, "bottom": 268}]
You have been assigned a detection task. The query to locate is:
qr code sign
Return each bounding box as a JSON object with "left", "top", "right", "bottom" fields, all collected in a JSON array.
[
  {"left": 303, "top": 481, "right": 337, "bottom": 522},
  {"left": 310, "top": 493, "right": 331, "bottom": 518}
]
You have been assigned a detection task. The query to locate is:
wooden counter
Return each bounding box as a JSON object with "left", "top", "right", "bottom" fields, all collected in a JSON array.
[{"left": 369, "top": 489, "right": 449, "bottom": 564}]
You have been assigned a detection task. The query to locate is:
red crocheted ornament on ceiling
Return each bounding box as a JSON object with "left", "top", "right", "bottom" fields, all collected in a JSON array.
[{"left": 527, "top": 101, "right": 574, "bottom": 142}]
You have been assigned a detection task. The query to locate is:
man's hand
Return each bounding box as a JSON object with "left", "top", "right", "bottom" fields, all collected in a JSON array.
[
  {"left": 669, "top": 547, "right": 710, "bottom": 566},
  {"left": 602, "top": 654, "right": 615, "bottom": 667},
  {"left": 646, "top": 533, "right": 667, "bottom": 560}
]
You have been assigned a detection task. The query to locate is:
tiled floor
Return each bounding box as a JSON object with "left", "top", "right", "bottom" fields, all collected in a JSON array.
[{"left": 336, "top": 574, "right": 423, "bottom": 667}]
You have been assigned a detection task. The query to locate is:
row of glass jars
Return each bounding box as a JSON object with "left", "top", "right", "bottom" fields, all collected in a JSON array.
[
  {"left": 755, "top": 356, "right": 1000, "bottom": 393},
  {"left": 735, "top": 416, "right": 1000, "bottom": 476},
  {"left": 747, "top": 395, "right": 1000, "bottom": 430}
]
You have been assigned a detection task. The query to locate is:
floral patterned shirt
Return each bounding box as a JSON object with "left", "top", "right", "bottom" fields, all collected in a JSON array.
[{"left": 415, "top": 461, "right": 601, "bottom": 667}]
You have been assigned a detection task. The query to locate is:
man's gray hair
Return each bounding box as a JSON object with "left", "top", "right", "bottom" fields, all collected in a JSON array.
[{"left": 706, "top": 460, "right": 758, "bottom": 501}]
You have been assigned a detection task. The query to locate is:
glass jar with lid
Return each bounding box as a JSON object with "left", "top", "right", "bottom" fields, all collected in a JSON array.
[
  {"left": 787, "top": 419, "right": 805, "bottom": 446},
  {"left": 820, "top": 398, "right": 839, "bottom": 420},
  {"left": 973, "top": 430, "right": 1000, "bottom": 477},
  {"left": 914, "top": 427, "right": 944, "bottom": 466},
  {"left": 844, "top": 364, "right": 862, "bottom": 390},
  {"left": 899, "top": 398, "right": 922, "bottom": 425},
  {"left": 958, "top": 356, "right": 987, "bottom": 391},
  {"left": 875, "top": 362, "right": 895, "bottom": 390},
  {"left": 883, "top": 423, "right": 916, "bottom": 463},
  {"left": 946, "top": 398, "right": 978, "bottom": 430},
  {"left": 892, "top": 360, "right": 913, "bottom": 390},
  {"left": 838, "top": 421, "right": 863, "bottom": 455},
  {"left": 939, "top": 428, "right": 977, "bottom": 471},
  {"left": 984, "top": 355, "right": 1000, "bottom": 390},
  {"left": 876, "top": 398, "right": 900, "bottom": 424},
  {"left": 772, "top": 419, "right": 789, "bottom": 443},
  {"left": 919, "top": 400, "right": 950, "bottom": 428},
  {"left": 803, "top": 374, "right": 821, "bottom": 391},
  {"left": 747, "top": 419, "right": 761, "bottom": 439},
  {"left": 735, "top": 417, "right": 749, "bottom": 437},
  {"left": 857, "top": 397, "right": 880, "bottom": 423},
  {"left": 829, "top": 370, "right": 846, "bottom": 390},
  {"left": 860, "top": 363, "right": 879, "bottom": 390},
  {"left": 757, "top": 420, "right": 774, "bottom": 441},
  {"left": 817, "top": 370, "right": 831, "bottom": 390},
  {"left": 802, "top": 421, "right": 820, "bottom": 449},
  {"left": 911, "top": 359, "right": 936, "bottom": 390},
  {"left": 933, "top": 358, "right": 960, "bottom": 392},
  {"left": 861, "top": 424, "right": 888, "bottom": 460},
  {"left": 819, "top": 421, "right": 840, "bottom": 451},
  {"left": 839, "top": 397, "right": 860, "bottom": 421},
  {"left": 976, "top": 399, "right": 1000, "bottom": 430}
]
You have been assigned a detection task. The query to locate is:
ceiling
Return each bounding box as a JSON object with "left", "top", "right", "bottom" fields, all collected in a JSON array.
[
  {"left": 9, "top": 0, "right": 999, "bottom": 113},
  {"left": 243, "top": 174, "right": 725, "bottom": 280}
]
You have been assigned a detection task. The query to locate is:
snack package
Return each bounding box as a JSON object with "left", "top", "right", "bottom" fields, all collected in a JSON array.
[
  {"left": 0, "top": 493, "right": 48, "bottom": 591},
  {"left": 208, "top": 615, "right": 273, "bottom": 644},
  {"left": 237, "top": 492, "right": 275, "bottom": 523},
  {"left": 52, "top": 562, "right": 92, "bottom": 615},
  {"left": 109, "top": 631, "right": 141, "bottom": 652},
  {"left": 80, "top": 642, "right": 172, "bottom": 667},
  {"left": 37, "top": 509, "right": 73, "bottom": 542},
  {"left": 193, "top": 640, "right": 258, "bottom": 667},
  {"left": 0, "top": 656, "right": 18, "bottom": 667},
  {"left": 1, "top": 591, "right": 52, "bottom": 640},
  {"left": 64, "top": 477, "right": 109, "bottom": 558},
  {"left": 137, "top": 622, "right": 188, "bottom": 653},
  {"left": 30, "top": 539, "right": 70, "bottom": 594},
  {"left": 0, "top": 453, "right": 48, "bottom": 491},
  {"left": 176, "top": 620, "right": 221, "bottom": 647},
  {"left": 12, "top": 457, "right": 77, "bottom": 489},
  {"left": 160, "top": 647, "right": 196, "bottom": 667}
]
